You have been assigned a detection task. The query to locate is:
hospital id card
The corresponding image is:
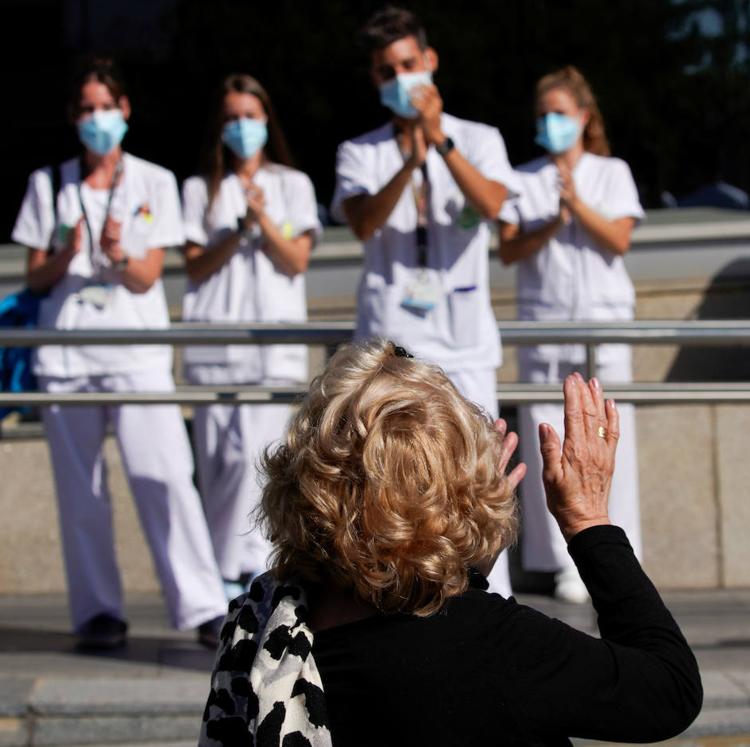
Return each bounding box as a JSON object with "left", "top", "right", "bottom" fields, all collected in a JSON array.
[
  {"left": 76, "top": 283, "right": 114, "bottom": 310},
  {"left": 401, "top": 273, "right": 440, "bottom": 314}
]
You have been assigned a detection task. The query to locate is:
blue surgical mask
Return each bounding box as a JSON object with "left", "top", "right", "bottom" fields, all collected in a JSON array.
[
  {"left": 535, "top": 113, "right": 581, "bottom": 154},
  {"left": 379, "top": 71, "right": 433, "bottom": 119},
  {"left": 222, "top": 118, "right": 268, "bottom": 159},
  {"left": 77, "top": 110, "right": 129, "bottom": 155}
]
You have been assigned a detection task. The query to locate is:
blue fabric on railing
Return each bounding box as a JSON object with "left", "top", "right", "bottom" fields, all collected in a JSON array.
[{"left": 0, "top": 289, "right": 41, "bottom": 420}]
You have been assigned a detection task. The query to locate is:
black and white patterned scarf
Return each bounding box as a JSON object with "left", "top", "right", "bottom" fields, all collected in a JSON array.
[{"left": 199, "top": 572, "right": 332, "bottom": 747}]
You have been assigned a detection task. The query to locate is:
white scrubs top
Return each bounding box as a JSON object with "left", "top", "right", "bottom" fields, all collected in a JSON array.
[
  {"left": 11, "top": 153, "right": 184, "bottom": 378},
  {"left": 500, "top": 152, "right": 644, "bottom": 364},
  {"left": 181, "top": 165, "right": 320, "bottom": 384},
  {"left": 332, "top": 113, "right": 520, "bottom": 372}
]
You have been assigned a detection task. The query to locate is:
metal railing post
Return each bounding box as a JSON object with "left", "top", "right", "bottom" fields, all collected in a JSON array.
[{"left": 585, "top": 344, "right": 598, "bottom": 379}]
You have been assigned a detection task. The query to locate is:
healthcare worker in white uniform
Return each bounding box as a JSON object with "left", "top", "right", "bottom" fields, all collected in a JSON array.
[
  {"left": 11, "top": 58, "right": 227, "bottom": 648},
  {"left": 499, "top": 66, "right": 644, "bottom": 603},
  {"left": 181, "top": 73, "right": 320, "bottom": 599},
  {"left": 332, "top": 7, "right": 519, "bottom": 597}
]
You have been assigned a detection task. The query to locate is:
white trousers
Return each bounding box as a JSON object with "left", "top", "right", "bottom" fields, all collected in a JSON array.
[
  {"left": 193, "top": 402, "right": 293, "bottom": 581},
  {"left": 446, "top": 367, "right": 512, "bottom": 597},
  {"left": 39, "top": 370, "right": 227, "bottom": 632},
  {"left": 518, "top": 354, "right": 642, "bottom": 572}
]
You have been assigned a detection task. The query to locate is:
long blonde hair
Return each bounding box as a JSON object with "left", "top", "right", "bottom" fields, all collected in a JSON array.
[{"left": 536, "top": 66, "right": 610, "bottom": 157}]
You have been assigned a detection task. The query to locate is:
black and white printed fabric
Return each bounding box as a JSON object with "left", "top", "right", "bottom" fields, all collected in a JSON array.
[{"left": 199, "top": 572, "right": 331, "bottom": 747}]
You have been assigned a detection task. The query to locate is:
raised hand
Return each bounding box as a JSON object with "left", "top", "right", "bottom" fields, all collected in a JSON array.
[
  {"left": 405, "top": 124, "right": 427, "bottom": 170},
  {"left": 100, "top": 217, "right": 125, "bottom": 264},
  {"left": 539, "top": 373, "right": 619, "bottom": 542},
  {"left": 474, "top": 419, "right": 527, "bottom": 579},
  {"left": 554, "top": 157, "right": 579, "bottom": 216},
  {"left": 66, "top": 217, "right": 84, "bottom": 255},
  {"left": 244, "top": 183, "right": 266, "bottom": 225},
  {"left": 410, "top": 83, "right": 444, "bottom": 147},
  {"left": 495, "top": 418, "right": 527, "bottom": 495}
]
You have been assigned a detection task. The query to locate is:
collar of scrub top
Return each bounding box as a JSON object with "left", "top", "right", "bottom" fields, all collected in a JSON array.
[
  {"left": 394, "top": 122, "right": 431, "bottom": 269},
  {"left": 76, "top": 155, "right": 124, "bottom": 273}
]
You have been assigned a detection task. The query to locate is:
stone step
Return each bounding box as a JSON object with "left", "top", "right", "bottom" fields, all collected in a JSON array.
[
  {"left": 2, "top": 675, "right": 750, "bottom": 746},
  {"left": 1, "top": 676, "right": 207, "bottom": 746}
]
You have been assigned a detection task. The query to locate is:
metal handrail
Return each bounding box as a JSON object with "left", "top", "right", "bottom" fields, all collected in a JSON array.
[
  {"left": 2, "top": 321, "right": 749, "bottom": 408},
  {"left": 1, "top": 320, "right": 750, "bottom": 347},
  {"left": 2, "top": 382, "right": 750, "bottom": 407}
]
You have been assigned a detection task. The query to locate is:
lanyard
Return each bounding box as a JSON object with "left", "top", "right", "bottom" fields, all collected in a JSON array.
[
  {"left": 409, "top": 163, "right": 430, "bottom": 268},
  {"left": 77, "top": 157, "right": 124, "bottom": 271}
]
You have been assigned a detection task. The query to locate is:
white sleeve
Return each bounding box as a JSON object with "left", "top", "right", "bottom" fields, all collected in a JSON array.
[
  {"left": 147, "top": 169, "right": 185, "bottom": 249},
  {"left": 464, "top": 126, "right": 522, "bottom": 202},
  {"left": 284, "top": 171, "right": 322, "bottom": 240},
  {"left": 11, "top": 168, "right": 55, "bottom": 250},
  {"left": 330, "top": 139, "right": 377, "bottom": 224},
  {"left": 499, "top": 192, "right": 521, "bottom": 225},
  {"left": 181, "top": 176, "right": 210, "bottom": 246},
  {"left": 603, "top": 159, "right": 645, "bottom": 222}
]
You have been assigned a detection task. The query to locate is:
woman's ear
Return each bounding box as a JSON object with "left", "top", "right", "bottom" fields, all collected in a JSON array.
[
  {"left": 579, "top": 107, "right": 590, "bottom": 128},
  {"left": 119, "top": 96, "right": 132, "bottom": 120},
  {"left": 425, "top": 47, "right": 439, "bottom": 74}
]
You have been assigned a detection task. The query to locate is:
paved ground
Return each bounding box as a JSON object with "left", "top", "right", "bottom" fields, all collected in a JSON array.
[{"left": 0, "top": 590, "right": 748, "bottom": 746}]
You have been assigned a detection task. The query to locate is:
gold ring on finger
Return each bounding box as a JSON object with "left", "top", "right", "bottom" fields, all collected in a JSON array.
[{"left": 597, "top": 426, "right": 607, "bottom": 439}]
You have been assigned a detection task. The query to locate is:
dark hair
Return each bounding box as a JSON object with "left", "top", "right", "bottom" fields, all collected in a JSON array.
[
  {"left": 360, "top": 6, "right": 428, "bottom": 54},
  {"left": 203, "top": 73, "right": 294, "bottom": 208},
  {"left": 68, "top": 57, "right": 127, "bottom": 121},
  {"left": 535, "top": 66, "right": 611, "bottom": 157}
]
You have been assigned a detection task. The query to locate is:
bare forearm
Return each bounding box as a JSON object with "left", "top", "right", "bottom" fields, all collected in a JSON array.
[
  {"left": 257, "top": 216, "right": 312, "bottom": 276},
  {"left": 118, "top": 248, "right": 165, "bottom": 294},
  {"left": 26, "top": 247, "right": 76, "bottom": 293},
  {"left": 499, "top": 219, "right": 561, "bottom": 265},
  {"left": 183, "top": 235, "right": 241, "bottom": 283},
  {"left": 442, "top": 148, "right": 507, "bottom": 219},
  {"left": 571, "top": 202, "right": 634, "bottom": 255},
  {"left": 343, "top": 163, "right": 415, "bottom": 241}
]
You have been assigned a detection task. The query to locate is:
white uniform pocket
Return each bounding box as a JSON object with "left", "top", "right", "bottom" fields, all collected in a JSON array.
[{"left": 449, "top": 286, "right": 481, "bottom": 349}]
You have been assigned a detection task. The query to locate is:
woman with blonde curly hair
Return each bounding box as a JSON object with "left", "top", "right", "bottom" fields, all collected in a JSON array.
[
  {"left": 499, "top": 65, "right": 644, "bottom": 604},
  {"left": 200, "top": 339, "right": 700, "bottom": 747}
]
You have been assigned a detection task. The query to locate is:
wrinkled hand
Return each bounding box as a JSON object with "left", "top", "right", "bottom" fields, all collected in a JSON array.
[
  {"left": 540, "top": 373, "right": 619, "bottom": 542},
  {"left": 410, "top": 83, "right": 444, "bottom": 146},
  {"left": 495, "top": 418, "right": 527, "bottom": 495},
  {"left": 100, "top": 217, "right": 125, "bottom": 263},
  {"left": 243, "top": 183, "right": 266, "bottom": 226},
  {"left": 474, "top": 419, "right": 527, "bottom": 578}
]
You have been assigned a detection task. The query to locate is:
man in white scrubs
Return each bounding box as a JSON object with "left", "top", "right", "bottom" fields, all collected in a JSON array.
[{"left": 331, "top": 7, "right": 519, "bottom": 595}]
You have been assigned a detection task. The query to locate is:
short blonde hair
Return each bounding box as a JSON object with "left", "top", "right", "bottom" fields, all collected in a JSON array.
[{"left": 259, "top": 339, "right": 518, "bottom": 616}]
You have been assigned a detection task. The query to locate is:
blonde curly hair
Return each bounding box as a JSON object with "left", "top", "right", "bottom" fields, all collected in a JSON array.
[{"left": 259, "top": 339, "right": 518, "bottom": 617}]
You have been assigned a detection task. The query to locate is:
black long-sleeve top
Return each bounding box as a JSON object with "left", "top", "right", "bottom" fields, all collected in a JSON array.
[{"left": 311, "top": 525, "right": 703, "bottom": 745}]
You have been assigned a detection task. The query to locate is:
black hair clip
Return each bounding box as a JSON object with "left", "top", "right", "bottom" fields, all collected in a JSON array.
[{"left": 391, "top": 343, "right": 414, "bottom": 359}]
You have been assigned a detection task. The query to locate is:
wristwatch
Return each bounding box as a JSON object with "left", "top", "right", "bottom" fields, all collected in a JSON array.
[
  {"left": 114, "top": 256, "right": 129, "bottom": 272},
  {"left": 435, "top": 136, "right": 455, "bottom": 157}
]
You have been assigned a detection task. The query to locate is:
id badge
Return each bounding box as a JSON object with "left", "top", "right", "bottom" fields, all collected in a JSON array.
[
  {"left": 401, "top": 272, "right": 440, "bottom": 314},
  {"left": 76, "top": 283, "right": 114, "bottom": 310}
]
